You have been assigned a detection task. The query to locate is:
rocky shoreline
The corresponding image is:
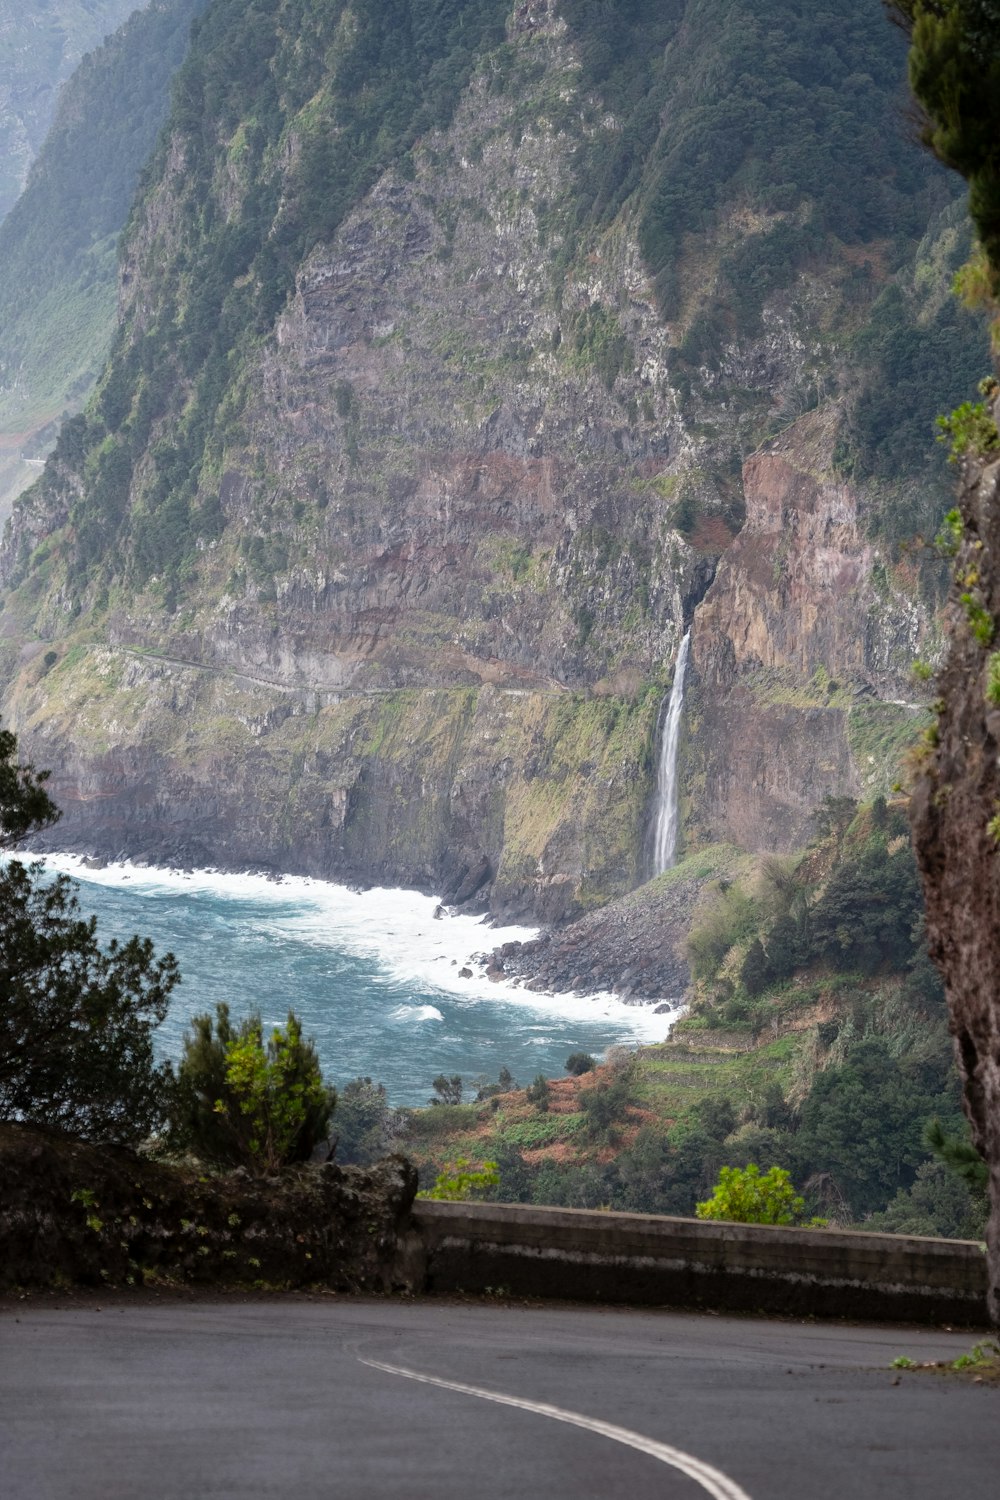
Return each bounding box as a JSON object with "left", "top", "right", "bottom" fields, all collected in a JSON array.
[
  {"left": 478, "top": 859, "right": 735, "bottom": 1003},
  {"left": 20, "top": 830, "right": 725, "bottom": 1007}
]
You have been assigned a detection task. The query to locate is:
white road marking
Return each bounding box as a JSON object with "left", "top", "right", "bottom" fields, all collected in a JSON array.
[{"left": 359, "top": 1356, "right": 753, "bottom": 1500}]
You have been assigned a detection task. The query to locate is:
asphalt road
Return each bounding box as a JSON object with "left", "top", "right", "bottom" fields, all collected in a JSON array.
[{"left": 1, "top": 1296, "right": 997, "bottom": 1499}]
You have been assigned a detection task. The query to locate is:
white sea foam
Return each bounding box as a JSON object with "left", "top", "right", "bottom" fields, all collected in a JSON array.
[
  {"left": 39, "top": 854, "right": 677, "bottom": 1043},
  {"left": 392, "top": 1004, "right": 445, "bottom": 1023}
]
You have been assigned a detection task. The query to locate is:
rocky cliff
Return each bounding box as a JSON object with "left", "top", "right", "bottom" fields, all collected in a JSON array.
[
  {"left": 686, "top": 407, "right": 932, "bottom": 854},
  {"left": 0, "top": 0, "right": 204, "bottom": 519},
  {"left": 910, "top": 400, "right": 1000, "bottom": 1322},
  {"left": 0, "top": 0, "right": 980, "bottom": 925}
]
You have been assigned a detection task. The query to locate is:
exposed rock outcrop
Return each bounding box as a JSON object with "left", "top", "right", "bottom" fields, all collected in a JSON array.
[
  {"left": 910, "top": 397, "right": 1000, "bottom": 1323},
  {"left": 686, "top": 408, "right": 932, "bottom": 853},
  {"left": 485, "top": 854, "right": 738, "bottom": 1001},
  {"left": 0, "top": 1122, "right": 421, "bottom": 1293}
]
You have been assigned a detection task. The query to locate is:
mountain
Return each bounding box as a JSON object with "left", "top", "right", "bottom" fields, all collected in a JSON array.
[
  {"left": 0, "top": 0, "right": 989, "bottom": 924},
  {"left": 0, "top": 0, "right": 204, "bottom": 523},
  {"left": 0, "top": 1, "right": 142, "bottom": 222}
]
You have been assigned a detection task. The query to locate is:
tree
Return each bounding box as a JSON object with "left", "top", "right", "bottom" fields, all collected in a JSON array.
[
  {"left": 889, "top": 1, "right": 1000, "bottom": 297},
  {"left": 0, "top": 721, "right": 178, "bottom": 1144},
  {"left": 564, "top": 1051, "right": 596, "bottom": 1076},
  {"left": 0, "top": 724, "right": 60, "bottom": 847},
  {"left": 335, "top": 1075, "right": 404, "bottom": 1165},
  {"left": 429, "top": 1073, "right": 463, "bottom": 1106},
  {"left": 525, "top": 1073, "right": 550, "bottom": 1112},
  {"left": 696, "top": 1164, "right": 807, "bottom": 1227},
  {"left": 796, "top": 1039, "right": 931, "bottom": 1217},
  {"left": 170, "top": 1002, "right": 334, "bottom": 1173}
]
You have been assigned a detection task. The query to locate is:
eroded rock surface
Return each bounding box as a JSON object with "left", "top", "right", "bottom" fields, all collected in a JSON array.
[
  {"left": 687, "top": 409, "right": 932, "bottom": 852},
  {"left": 0, "top": 1122, "right": 421, "bottom": 1294},
  {"left": 910, "top": 400, "right": 1000, "bottom": 1322}
]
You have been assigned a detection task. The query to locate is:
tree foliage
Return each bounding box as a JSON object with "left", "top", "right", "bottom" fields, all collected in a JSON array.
[
  {"left": 429, "top": 1073, "right": 464, "bottom": 1106},
  {"left": 696, "top": 1163, "right": 808, "bottom": 1226},
  {"left": 890, "top": 1, "right": 1000, "bottom": 293},
  {"left": 0, "top": 723, "right": 177, "bottom": 1144},
  {"left": 0, "top": 725, "right": 60, "bottom": 848},
  {"left": 170, "top": 1001, "right": 334, "bottom": 1172},
  {"left": 334, "top": 1075, "right": 404, "bottom": 1165}
]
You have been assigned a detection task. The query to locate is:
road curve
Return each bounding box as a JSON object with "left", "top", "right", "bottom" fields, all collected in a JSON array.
[{"left": 1, "top": 1297, "right": 996, "bottom": 1499}]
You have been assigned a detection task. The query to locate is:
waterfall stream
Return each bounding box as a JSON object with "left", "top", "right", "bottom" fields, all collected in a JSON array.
[{"left": 652, "top": 630, "right": 691, "bottom": 875}]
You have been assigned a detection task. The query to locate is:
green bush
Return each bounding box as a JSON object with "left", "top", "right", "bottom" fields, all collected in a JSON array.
[
  {"left": 170, "top": 1002, "right": 334, "bottom": 1173},
  {"left": 419, "top": 1157, "right": 499, "bottom": 1201},
  {"left": 696, "top": 1163, "right": 807, "bottom": 1226}
]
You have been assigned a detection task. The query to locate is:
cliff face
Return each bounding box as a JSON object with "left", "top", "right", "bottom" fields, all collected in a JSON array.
[
  {"left": 910, "top": 402, "right": 1000, "bottom": 1322},
  {"left": 0, "top": 0, "right": 974, "bottom": 920},
  {"left": 687, "top": 408, "right": 931, "bottom": 853}
]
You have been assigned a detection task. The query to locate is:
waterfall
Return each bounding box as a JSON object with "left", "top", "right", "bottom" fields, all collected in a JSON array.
[{"left": 652, "top": 630, "right": 691, "bottom": 875}]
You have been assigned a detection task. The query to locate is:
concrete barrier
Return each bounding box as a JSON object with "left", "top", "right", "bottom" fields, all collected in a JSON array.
[{"left": 412, "top": 1201, "right": 990, "bottom": 1325}]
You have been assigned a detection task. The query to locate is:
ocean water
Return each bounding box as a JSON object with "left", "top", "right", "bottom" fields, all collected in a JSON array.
[{"left": 38, "top": 856, "right": 678, "bottom": 1106}]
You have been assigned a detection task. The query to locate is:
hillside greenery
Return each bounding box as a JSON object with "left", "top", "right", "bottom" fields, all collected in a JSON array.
[
  {"left": 0, "top": 0, "right": 142, "bottom": 222},
  {"left": 392, "top": 802, "right": 986, "bottom": 1239},
  {"left": 0, "top": 0, "right": 205, "bottom": 446}
]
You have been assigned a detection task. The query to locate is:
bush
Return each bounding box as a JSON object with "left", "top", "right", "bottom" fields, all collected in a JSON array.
[
  {"left": 580, "top": 1075, "right": 634, "bottom": 1142},
  {"left": 565, "top": 1052, "right": 596, "bottom": 1076},
  {"left": 525, "top": 1074, "right": 551, "bottom": 1112},
  {"left": 696, "top": 1164, "right": 807, "bottom": 1226},
  {"left": 419, "top": 1158, "right": 499, "bottom": 1202},
  {"left": 170, "top": 1002, "right": 334, "bottom": 1173}
]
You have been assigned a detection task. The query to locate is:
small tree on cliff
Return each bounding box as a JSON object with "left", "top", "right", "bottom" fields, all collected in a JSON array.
[{"left": 0, "top": 722, "right": 178, "bottom": 1143}]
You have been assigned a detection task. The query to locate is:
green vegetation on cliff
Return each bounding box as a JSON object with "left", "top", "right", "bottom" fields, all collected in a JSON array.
[
  {"left": 0, "top": 0, "right": 142, "bottom": 222},
  {"left": 398, "top": 801, "right": 985, "bottom": 1239},
  {"left": 0, "top": 0, "right": 204, "bottom": 457}
]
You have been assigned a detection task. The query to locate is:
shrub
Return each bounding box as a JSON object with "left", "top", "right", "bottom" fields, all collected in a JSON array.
[
  {"left": 580, "top": 1075, "right": 634, "bottom": 1142},
  {"left": 564, "top": 1052, "right": 596, "bottom": 1076},
  {"left": 696, "top": 1164, "right": 807, "bottom": 1226},
  {"left": 419, "top": 1158, "right": 499, "bottom": 1201},
  {"left": 170, "top": 1003, "right": 334, "bottom": 1173},
  {"left": 525, "top": 1074, "right": 551, "bottom": 1112}
]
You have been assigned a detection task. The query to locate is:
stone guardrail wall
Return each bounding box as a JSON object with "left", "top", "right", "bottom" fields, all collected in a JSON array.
[{"left": 412, "top": 1201, "right": 991, "bottom": 1326}]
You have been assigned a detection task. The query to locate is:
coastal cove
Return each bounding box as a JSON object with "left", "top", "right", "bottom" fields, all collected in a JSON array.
[{"left": 36, "top": 856, "right": 676, "bottom": 1107}]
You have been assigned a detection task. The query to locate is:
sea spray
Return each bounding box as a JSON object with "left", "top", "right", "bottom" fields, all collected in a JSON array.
[
  {"left": 652, "top": 630, "right": 691, "bottom": 875},
  {"left": 36, "top": 856, "right": 675, "bottom": 1103}
]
